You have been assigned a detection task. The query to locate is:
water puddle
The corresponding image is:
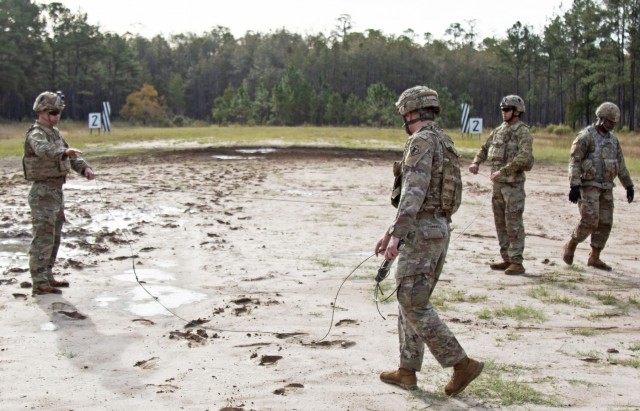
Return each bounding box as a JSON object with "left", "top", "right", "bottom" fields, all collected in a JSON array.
[
  {"left": 210, "top": 147, "right": 277, "bottom": 161},
  {"left": 0, "top": 239, "right": 29, "bottom": 274},
  {"left": 81, "top": 205, "right": 185, "bottom": 232},
  {"left": 236, "top": 148, "right": 278, "bottom": 154},
  {"left": 114, "top": 268, "right": 176, "bottom": 283},
  {"left": 40, "top": 322, "right": 59, "bottom": 331},
  {"left": 127, "top": 285, "right": 207, "bottom": 316},
  {"left": 100, "top": 267, "right": 207, "bottom": 316},
  {"left": 211, "top": 155, "right": 260, "bottom": 160}
]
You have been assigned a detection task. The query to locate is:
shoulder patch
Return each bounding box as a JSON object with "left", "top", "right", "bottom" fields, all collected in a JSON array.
[{"left": 404, "top": 135, "right": 433, "bottom": 168}]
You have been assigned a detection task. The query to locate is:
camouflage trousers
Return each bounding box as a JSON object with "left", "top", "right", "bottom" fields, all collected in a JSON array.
[
  {"left": 28, "top": 182, "right": 65, "bottom": 285},
  {"left": 492, "top": 181, "right": 526, "bottom": 264},
  {"left": 571, "top": 186, "right": 614, "bottom": 249},
  {"left": 394, "top": 216, "right": 467, "bottom": 371}
]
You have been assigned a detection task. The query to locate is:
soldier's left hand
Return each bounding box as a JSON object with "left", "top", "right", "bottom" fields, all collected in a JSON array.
[
  {"left": 627, "top": 186, "right": 634, "bottom": 203},
  {"left": 490, "top": 171, "right": 501, "bottom": 182},
  {"left": 84, "top": 167, "right": 95, "bottom": 180}
]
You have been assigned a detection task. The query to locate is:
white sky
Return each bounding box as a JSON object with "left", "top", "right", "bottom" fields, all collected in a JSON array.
[{"left": 38, "top": 0, "right": 567, "bottom": 40}]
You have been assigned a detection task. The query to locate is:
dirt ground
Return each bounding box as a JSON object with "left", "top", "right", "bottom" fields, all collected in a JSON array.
[{"left": 0, "top": 143, "right": 639, "bottom": 411}]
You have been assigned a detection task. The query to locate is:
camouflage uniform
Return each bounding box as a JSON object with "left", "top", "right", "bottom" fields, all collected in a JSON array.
[
  {"left": 23, "top": 121, "right": 91, "bottom": 287},
  {"left": 389, "top": 123, "right": 467, "bottom": 371},
  {"left": 472, "top": 122, "right": 534, "bottom": 264},
  {"left": 568, "top": 125, "right": 633, "bottom": 248}
]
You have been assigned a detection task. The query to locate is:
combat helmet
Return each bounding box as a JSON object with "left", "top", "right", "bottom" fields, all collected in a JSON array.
[
  {"left": 595, "top": 102, "right": 620, "bottom": 123},
  {"left": 33, "top": 91, "right": 65, "bottom": 113},
  {"left": 500, "top": 95, "right": 525, "bottom": 113},
  {"left": 395, "top": 86, "right": 440, "bottom": 116}
]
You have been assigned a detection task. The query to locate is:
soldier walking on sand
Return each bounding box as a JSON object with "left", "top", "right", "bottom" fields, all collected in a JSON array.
[
  {"left": 23, "top": 91, "right": 95, "bottom": 295},
  {"left": 562, "top": 102, "right": 634, "bottom": 270},
  {"left": 374, "top": 85, "right": 483, "bottom": 396},
  {"left": 469, "top": 95, "right": 534, "bottom": 275}
]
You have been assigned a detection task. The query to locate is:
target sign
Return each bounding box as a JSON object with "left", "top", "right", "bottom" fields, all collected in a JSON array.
[{"left": 88, "top": 113, "right": 102, "bottom": 129}]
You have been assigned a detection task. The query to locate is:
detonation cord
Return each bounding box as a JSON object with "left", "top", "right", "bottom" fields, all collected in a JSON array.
[
  {"left": 91, "top": 169, "right": 491, "bottom": 342},
  {"left": 315, "top": 252, "right": 376, "bottom": 342},
  {"left": 92, "top": 177, "right": 370, "bottom": 343}
]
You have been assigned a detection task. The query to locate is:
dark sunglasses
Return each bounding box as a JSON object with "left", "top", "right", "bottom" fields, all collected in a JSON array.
[
  {"left": 48, "top": 110, "right": 61, "bottom": 116},
  {"left": 501, "top": 107, "right": 513, "bottom": 113}
]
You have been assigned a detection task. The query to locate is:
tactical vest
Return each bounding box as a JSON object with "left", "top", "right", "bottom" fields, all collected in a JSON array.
[
  {"left": 23, "top": 124, "right": 71, "bottom": 181},
  {"left": 580, "top": 126, "right": 620, "bottom": 188},
  {"left": 487, "top": 122, "right": 534, "bottom": 171},
  {"left": 391, "top": 125, "right": 462, "bottom": 217}
]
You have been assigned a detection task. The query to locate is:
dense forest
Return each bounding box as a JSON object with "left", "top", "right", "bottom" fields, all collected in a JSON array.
[{"left": 1, "top": 0, "right": 639, "bottom": 130}]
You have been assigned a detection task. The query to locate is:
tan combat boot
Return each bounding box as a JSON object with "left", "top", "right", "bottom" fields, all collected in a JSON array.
[
  {"left": 47, "top": 268, "right": 70, "bottom": 287},
  {"left": 505, "top": 263, "right": 525, "bottom": 275},
  {"left": 489, "top": 261, "right": 510, "bottom": 270},
  {"left": 33, "top": 283, "right": 62, "bottom": 295},
  {"left": 587, "top": 247, "right": 612, "bottom": 271},
  {"left": 48, "top": 278, "right": 69, "bottom": 288},
  {"left": 562, "top": 239, "right": 578, "bottom": 265},
  {"left": 380, "top": 367, "right": 417, "bottom": 390},
  {"left": 444, "top": 357, "right": 484, "bottom": 396}
]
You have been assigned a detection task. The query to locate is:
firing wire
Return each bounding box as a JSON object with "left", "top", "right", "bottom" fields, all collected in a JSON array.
[
  {"left": 315, "top": 252, "right": 376, "bottom": 342},
  {"left": 92, "top": 176, "right": 364, "bottom": 343},
  {"left": 90, "top": 168, "right": 492, "bottom": 342},
  {"left": 93, "top": 177, "right": 306, "bottom": 338}
]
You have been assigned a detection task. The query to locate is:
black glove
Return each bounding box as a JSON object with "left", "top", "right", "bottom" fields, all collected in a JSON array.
[
  {"left": 627, "top": 186, "right": 634, "bottom": 203},
  {"left": 568, "top": 186, "right": 581, "bottom": 204}
]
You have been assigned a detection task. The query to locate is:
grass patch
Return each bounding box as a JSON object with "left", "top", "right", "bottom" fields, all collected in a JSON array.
[
  {"left": 577, "top": 350, "right": 601, "bottom": 360},
  {"left": 588, "top": 309, "right": 628, "bottom": 320},
  {"left": 2, "top": 123, "right": 639, "bottom": 177},
  {"left": 569, "top": 328, "right": 599, "bottom": 337},
  {"left": 465, "top": 361, "right": 560, "bottom": 407},
  {"left": 310, "top": 257, "right": 341, "bottom": 269},
  {"left": 477, "top": 308, "right": 492, "bottom": 320},
  {"left": 528, "top": 286, "right": 590, "bottom": 308},
  {"left": 610, "top": 357, "right": 640, "bottom": 368},
  {"left": 629, "top": 342, "right": 640, "bottom": 352},
  {"left": 593, "top": 292, "right": 619, "bottom": 306},
  {"left": 567, "top": 379, "right": 596, "bottom": 387},
  {"left": 431, "top": 289, "right": 488, "bottom": 311},
  {"left": 493, "top": 304, "right": 547, "bottom": 323}
]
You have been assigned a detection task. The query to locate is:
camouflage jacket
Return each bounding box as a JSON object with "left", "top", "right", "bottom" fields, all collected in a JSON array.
[
  {"left": 23, "top": 121, "right": 89, "bottom": 182},
  {"left": 472, "top": 121, "right": 533, "bottom": 183},
  {"left": 569, "top": 125, "right": 633, "bottom": 190},
  {"left": 389, "top": 123, "right": 452, "bottom": 239}
]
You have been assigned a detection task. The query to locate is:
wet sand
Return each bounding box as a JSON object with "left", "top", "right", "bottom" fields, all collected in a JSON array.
[{"left": 0, "top": 145, "right": 639, "bottom": 410}]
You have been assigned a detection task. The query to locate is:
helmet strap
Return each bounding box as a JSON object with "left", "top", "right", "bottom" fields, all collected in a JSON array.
[{"left": 402, "top": 115, "right": 423, "bottom": 135}]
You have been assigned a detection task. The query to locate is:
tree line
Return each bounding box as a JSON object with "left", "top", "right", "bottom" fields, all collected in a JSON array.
[{"left": 1, "top": 0, "right": 639, "bottom": 130}]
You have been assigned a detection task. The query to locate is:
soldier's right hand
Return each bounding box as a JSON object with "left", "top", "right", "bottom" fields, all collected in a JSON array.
[
  {"left": 468, "top": 163, "right": 479, "bottom": 174},
  {"left": 568, "top": 186, "right": 581, "bottom": 204},
  {"left": 65, "top": 148, "right": 83, "bottom": 158}
]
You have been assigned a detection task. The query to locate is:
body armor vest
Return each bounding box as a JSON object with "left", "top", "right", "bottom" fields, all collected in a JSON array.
[
  {"left": 581, "top": 126, "right": 620, "bottom": 188},
  {"left": 23, "top": 124, "right": 71, "bottom": 181}
]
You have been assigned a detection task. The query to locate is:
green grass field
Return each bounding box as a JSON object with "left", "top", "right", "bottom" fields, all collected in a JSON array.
[{"left": 1, "top": 121, "right": 638, "bottom": 175}]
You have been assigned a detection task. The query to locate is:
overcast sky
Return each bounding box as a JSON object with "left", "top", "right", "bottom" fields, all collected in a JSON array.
[{"left": 38, "top": 0, "right": 567, "bottom": 40}]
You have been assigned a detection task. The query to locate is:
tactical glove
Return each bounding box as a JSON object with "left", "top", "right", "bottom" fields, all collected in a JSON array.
[
  {"left": 627, "top": 186, "right": 634, "bottom": 203},
  {"left": 568, "top": 186, "right": 581, "bottom": 204}
]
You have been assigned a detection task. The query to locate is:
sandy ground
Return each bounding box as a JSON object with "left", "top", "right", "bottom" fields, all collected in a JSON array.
[{"left": 0, "top": 144, "right": 639, "bottom": 411}]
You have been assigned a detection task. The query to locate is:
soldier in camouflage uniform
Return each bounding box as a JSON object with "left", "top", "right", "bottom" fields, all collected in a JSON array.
[
  {"left": 562, "top": 102, "right": 634, "bottom": 271},
  {"left": 374, "top": 86, "right": 483, "bottom": 396},
  {"left": 469, "top": 95, "right": 534, "bottom": 275},
  {"left": 23, "top": 91, "right": 95, "bottom": 295}
]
